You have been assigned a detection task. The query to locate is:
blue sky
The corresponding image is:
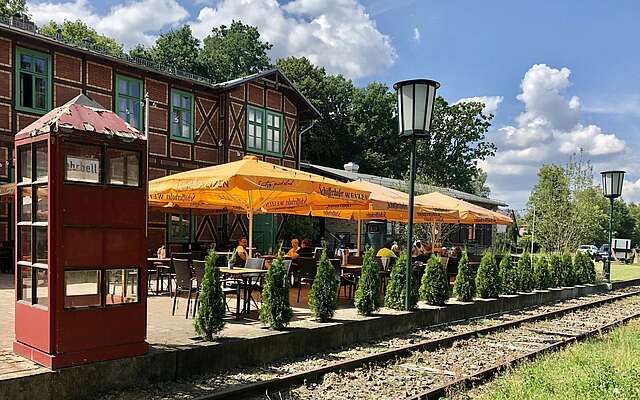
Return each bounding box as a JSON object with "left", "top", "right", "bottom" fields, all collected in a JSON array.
[{"left": 28, "top": 0, "right": 640, "bottom": 208}]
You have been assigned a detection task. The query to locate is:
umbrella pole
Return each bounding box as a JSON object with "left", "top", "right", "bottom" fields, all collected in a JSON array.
[{"left": 357, "top": 218, "right": 362, "bottom": 256}]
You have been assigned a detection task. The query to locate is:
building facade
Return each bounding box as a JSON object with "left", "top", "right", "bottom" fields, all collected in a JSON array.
[{"left": 0, "top": 19, "right": 319, "bottom": 255}]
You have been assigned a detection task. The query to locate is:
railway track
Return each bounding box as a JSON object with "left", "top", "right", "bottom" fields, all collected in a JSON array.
[
  {"left": 99, "top": 287, "right": 640, "bottom": 400},
  {"left": 190, "top": 288, "right": 640, "bottom": 400}
]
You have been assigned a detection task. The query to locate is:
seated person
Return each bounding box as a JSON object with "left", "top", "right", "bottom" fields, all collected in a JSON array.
[
  {"left": 285, "top": 239, "right": 301, "bottom": 259},
  {"left": 376, "top": 242, "right": 397, "bottom": 258},
  {"left": 411, "top": 240, "right": 423, "bottom": 257},
  {"left": 235, "top": 238, "right": 248, "bottom": 266},
  {"left": 390, "top": 241, "right": 400, "bottom": 255},
  {"left": 297, "top": 239, "right": 315, "bottom": 257}
]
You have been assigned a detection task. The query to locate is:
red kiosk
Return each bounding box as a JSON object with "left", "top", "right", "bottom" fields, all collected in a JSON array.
[{"left": 13, "top": 94, "right": 148, "bottom": 368}]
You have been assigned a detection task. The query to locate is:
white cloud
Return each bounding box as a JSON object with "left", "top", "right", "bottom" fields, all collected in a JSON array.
[
  {"left": 413, "top": 27, "right": 420, "bottom": 42},
  {"left": 482, "top": 64, "right": 629, "bottom": 209},
  {"left": 189, "top": 0, "right": 397, "bottom": 79},
  {"left": 623, "top": 177, "right": 640, "bottom": 203},
  {"left": 455, "top": 95, "right": 503, "bottom": 116},
  {"left": 29, "top": 0, "right": 189, "bottom": 47}
]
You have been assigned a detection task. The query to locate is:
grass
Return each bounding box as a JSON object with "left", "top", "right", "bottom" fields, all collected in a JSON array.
[
  {"left": 452, "top": 320, "right": 640, "bottom": 400},
  {"left": 595, "top": 261, "right": 640, "bottom": 281}
]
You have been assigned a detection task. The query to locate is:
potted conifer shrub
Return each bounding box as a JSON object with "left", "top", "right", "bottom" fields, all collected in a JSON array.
[
  {"left": 476, "top": 251, "right": 500, "bottom": 298},
  {"left": 562, "top": 250, "right": 574, "bottom": 286},
  {"left": 309, "top": 249, "right": 338, "bottom": 322},
  {"left": 453, "top": 250, "right": 475, "bottom": 302},
  {"left": 499, "top": 252, "right": 518, "bottom": 295},
  {"left": 194, "top": 249, "right": 226, "bottom": 341},
  {"left": 516, "top": 250, "right": 533, "bottom": 292},
  {"left": 354, "top": 247, "right": 381, "bottom": 316},
  {"left": 420, "top": 254, "right": 449, "bottom": 306},
  {"left": 533, "top": 254, "right": 551, "bottom": 289},
  {"left": 259, "top": 252, "right": 293, "bottom": 329},
  {"left": 384, "top": 251, "right": 419, "bottom": 310},
  {"left": 548, "top": 253, "right": 563, "bottom": 287}
]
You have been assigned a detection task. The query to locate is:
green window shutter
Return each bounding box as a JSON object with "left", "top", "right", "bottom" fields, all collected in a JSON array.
[
  {"left": 170, "top": 89, "right": 194, "bottom": 142},
  {"left": 15, "top": 48, "right": 52, "bottom": 115},
  {"left": 246, "top": 105, "right": 265, "bottom": 153},
  {"left": 115, "top": 75, "right": 143, "bottom": 130}
]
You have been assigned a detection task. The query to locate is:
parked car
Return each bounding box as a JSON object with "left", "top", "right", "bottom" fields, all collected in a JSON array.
[
  {"left": 598, "top": 244, "right": 609, "bottom": 262},
  {"left": 578, "top": 245, "right": 599, "bottom": 260}
]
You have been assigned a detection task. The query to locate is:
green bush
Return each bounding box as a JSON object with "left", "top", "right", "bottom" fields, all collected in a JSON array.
[
  {"left": 453, "top": 250, "right": 475, "bottom": 302},
  {"left": 420, "top": 254, "right": 449, "bottom": 306},
  {"left": 548, "top": 253, "right": 563, "bottom": 287},
  {"left": 561, "top": 250, "right": 574, "bottom": 286},
  {"left": 354, "top": 247, "right": 382, "bottom": 315},
  {"left": 475, "top": 251, "right": 500, "bottom": 298},
  {"left": 309, "top": 249, "right": 338, "bottom": 322},
  {"left": 384, "top": 251, "right": 419, "bottom": 310},
  {"left": 574, "top": 251, "right": 596, "bottom": 284},
  {"left": 259, "top": 252, "right": 293, "bottom": 329},
  {"left": 194, "top": 249, "right": 226, "bottom": 341},
  {"left": 533, "top": 254, "right": 551, "bottom": 290},
  {"left": 516, "top": 251, "right": 534, "bottom": 292},
  {"left": 499, "top": 253, "right": 518, "bottom": 295}
]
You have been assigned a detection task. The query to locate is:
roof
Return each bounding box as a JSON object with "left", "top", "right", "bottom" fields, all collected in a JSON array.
[
  {"left": 214, "top": 69, "right": 321, "bottom": 120},
  {"left": 16, "top": 94, "right": 144, "bottom": 141},
  {"left": 0, "top": 18, "right": 320, "bottom": 121},
  {"left": 300, "top": 162, "right": 507, "bottom": 208}
]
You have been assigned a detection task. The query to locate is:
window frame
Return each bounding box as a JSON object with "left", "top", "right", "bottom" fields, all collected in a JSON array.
[
  {"left": 170, "top": 89, "right": 194, "bottom": 143},
  {"left": 16, "top": 140, "right": 49, "bottom": 309},
  {"left": 106, "top": 148, "right": 141, "bottom": 187},
  {"left": 115, "top": 74, "right": 143, "bottom": 131},
  {"left": 245, "top": 106, "right": 283, "bottom": 156},
  {"left": 15, "top": 47, "right": 52, "bottom": 115},
  {"left": 167, "top": 213, "right": 193, "bottom": 244}
]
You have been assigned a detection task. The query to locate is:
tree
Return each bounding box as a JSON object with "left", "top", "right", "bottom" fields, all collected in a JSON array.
[
  {"left": 574, "top": 251, "right": 596, "bottom": 284},
  {"left": 416, "top": 98, "right": 497, "bottom": 194},
  {"left": 199, "top": 20, "right": 272, "bottom": 83},
  {"left": 281, "top": 216, "right": 319, "bottom": 242},
  {"left": 470, "top": 169, "right": 491, "bottom": 197},
  {"left": 453, "top": 250, "right": 475, "bottom": 301},
  {"left": 533, "top": 254, "right": 551, "bottom": 290},
  {"left": 384, "top": 251, "right": 419, "bottom": 310},
  {"left": 194, "top": 249, "right": 226, "bottom": 340},
  {"left": 475, "top": 251, "right": 500, "bottom": 298},
  {"left": 259, "top": 252, "right": 293, "bottom": 329},
  {"left": 572, "top": 186, "right": 608, "bottom": 246},
  {"left": 499, "top": 253, "right": 518, "bottom": 295},
  {"left": 525, "top": 165, "right": 573, "bottom": 252},
  {"left": 354, "top": 247, "right": 381, "bottom": 315},
  {"left": 610, "top": 199, "right": 636, "bottom": 241},
  {"left": 277, "top": 56, "right": 354, "bottom": 168},
  {"left": 309, "top": 249, "right": 338, "bottom": 322},
  {"left": 516, "top": 250, "right": 534, "bottom": 292},
  {"left": 562, "top": 250, "right": 574, "bottom": 286},
  {"left": 0, "top": 0, "right": 28, "bottom": 19},
  {"left": 420, "top": 254, "right": 449, "bottom": 305},
  {"left": 131, "top": 25, "right": 200, "bottom": 73},
  {"left": 629, "top": 203, "right": 640, "bottom": 247},
  {"left": 548, "top": 253, "right": 563, "bottom": 287},
  {"left": 40, "top": 20, "right": 123, "bottom": 57}
]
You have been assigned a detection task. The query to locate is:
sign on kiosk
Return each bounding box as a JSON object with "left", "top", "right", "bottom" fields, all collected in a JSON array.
[{"left": 66, "top": 156, "right": 100, "bottom": 183}]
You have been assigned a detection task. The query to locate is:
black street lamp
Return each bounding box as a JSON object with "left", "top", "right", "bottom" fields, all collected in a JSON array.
[
  {"left": 394, "top": 79, "right": 440, "bottom": 310},
  {"left": 600, "top": 170, "right": 625, "bottom": 282}
]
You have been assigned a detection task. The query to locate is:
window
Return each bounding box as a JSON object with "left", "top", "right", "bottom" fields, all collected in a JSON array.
[
  {"left": 170, "top": 90, "right": 193, "bottom": 142},
  {"left": 105, "top": 269, "right": 139, "bottom": 305},
  {"left": 16, "top": 48, "right": 51, "bottom": 114},
  {"left": 65, "top": 144, "right": 101, "bottom": 183},
  {"left": 168, "top": 213, "right": 191, "bottom": 243},
  {"left": 64, "top": 270, "right": 101, "bottom": 309},
  {"left": 116, "top": 75, "right": 142, "bottom": 130},
  {"left": 107, "top": 149, "right": 140, "bottom": 186},
  {"left": 246, "top": 106, "right": 283, "bottom": 156},
  {"left": 17, "top": 141, "right": 48, "bottom": 308}
]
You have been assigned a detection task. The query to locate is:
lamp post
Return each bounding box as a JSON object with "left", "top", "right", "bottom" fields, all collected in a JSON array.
[
  {"left": 600, "top": 170, "right": 625, "bottom": 282},
  {"left": 394, "top": 79, "right": 440, "bottom": 310}
]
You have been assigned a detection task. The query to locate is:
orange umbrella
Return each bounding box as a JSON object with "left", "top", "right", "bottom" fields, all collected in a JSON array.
[
  {"left": 416, "top": 192, "right": 511, "bottom": 225},
  {"left": 149, "top": 155, "right": 371, "bottom": 256}
]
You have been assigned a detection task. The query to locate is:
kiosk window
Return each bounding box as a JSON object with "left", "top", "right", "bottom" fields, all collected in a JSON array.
[
  {"left": 65, "top": 144, "right": 101, "bottom": 183},
  {"left": 107, "top": 149, "right": 140, "bottom": 187},
  {"left": 105, "top": 269, "right": 139, "bottom": 304},
  {"left": 20, "top": 266, "right": 31, "bottom": 303},
  {"left": 35, "top": 268, "right": 48, "bottom": 308},
  {"left": 64, "top": 270, "right": 101, "bottom": 308},
  {"left": 19, "top": 146, "right": 32, "bottom": 184}
]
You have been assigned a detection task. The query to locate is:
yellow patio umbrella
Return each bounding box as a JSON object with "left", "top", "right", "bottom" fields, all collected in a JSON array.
[
  {"left": 311, "top": 180, "right": 459, "bottom": 254},
  {"left": 416, "top": 192, "right": 512, "bottom": 225},
  {"left": 148, "top": 155, "right": 371, "bottom": 256}
]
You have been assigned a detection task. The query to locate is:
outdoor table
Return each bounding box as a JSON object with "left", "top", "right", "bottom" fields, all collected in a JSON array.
[
  {"left": 147, "top": 257, "right": 172, "bottom": 295},
  {"left": 218, "top": 267, "right": 267, "bottom": 315},
  {"left": 341, "top": 264, "right": 362, "bottom": 273}
]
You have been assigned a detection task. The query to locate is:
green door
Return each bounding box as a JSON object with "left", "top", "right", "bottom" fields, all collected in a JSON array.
[{"left": 253, "top": 214, "right": 276, "bottom": 254}]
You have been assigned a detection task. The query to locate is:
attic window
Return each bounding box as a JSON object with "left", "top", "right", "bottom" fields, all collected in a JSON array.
[{"left": 16, "top": 47, "right": 51, "bottom": 114}]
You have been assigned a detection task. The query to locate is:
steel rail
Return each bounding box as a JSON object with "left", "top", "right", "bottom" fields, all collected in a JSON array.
[{"left": 193, "top": 289, "right": 640, "bottom": 400}]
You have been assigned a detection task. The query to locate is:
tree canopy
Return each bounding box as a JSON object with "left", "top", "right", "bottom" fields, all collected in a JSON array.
[
  {"left": 0, "top": 0, "right": 28, "bottom": 19},
  {"left": 130, "top": 25, "right": 200, "bottom": 73},
  {"left": 40, "top": 20, "right": 123, "bottom": 57}
]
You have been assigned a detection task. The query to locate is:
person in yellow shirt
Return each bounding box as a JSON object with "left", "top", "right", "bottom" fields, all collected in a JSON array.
[
  {"left": 235, "top": 238, "right": 248, "bottom": 265},
  {"left": 285, "top": 239, "right": 300, "bottom": 259}
]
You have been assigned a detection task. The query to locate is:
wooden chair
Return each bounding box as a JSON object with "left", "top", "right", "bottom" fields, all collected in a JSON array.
[{"left": 296, "top": 257, "right": 317, "bottom": 303}]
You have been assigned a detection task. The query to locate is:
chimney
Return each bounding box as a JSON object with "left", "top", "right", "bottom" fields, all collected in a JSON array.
[{"left": 343, "top": 162, "right": 359, "bottom": 173}]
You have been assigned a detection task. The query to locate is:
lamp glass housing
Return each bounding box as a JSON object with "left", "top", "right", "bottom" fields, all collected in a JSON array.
[
  {"left": 394, "top": 79, "right": 440, "bottom": 138},
  {"left": 601, "top": 170, "right": 625, "bottom": 198}
]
